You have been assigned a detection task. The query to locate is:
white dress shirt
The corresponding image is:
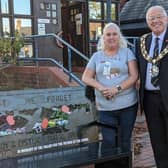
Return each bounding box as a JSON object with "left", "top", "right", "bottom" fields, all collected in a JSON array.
[{"left": 145, "top": 29, "right": 166, "bottom": 90}]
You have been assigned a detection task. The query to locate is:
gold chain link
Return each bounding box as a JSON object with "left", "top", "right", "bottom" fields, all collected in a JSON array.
[{"left": 140, "top": 34, "right": 168, "bottom": 64}]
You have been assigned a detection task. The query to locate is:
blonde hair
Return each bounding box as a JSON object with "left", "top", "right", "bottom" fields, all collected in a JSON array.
[{"left": 97, "top": 22, "right": 127, "bottom": 51}]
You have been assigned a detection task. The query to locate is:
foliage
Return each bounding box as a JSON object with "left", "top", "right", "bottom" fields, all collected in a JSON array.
[
  {"left": 12, "top": 31, "right": 24, "bottom": 60},
  {"left": 50, "top": 109, "right": 69, "bottom": 120},
  {"left": 0, "top": 31, "right": 24, "bottom": 64},
  {"left": 0, "top": 38, "right": 11, "bottom": 63}
]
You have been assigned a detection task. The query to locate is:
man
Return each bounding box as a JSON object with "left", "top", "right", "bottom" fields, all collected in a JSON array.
[{"left": 137, "top": 5, "right": 168, "bottom": 168}]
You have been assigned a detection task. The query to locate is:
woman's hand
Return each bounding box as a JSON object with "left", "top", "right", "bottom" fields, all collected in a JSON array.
[{"left": 101, "top": 87, "right": 118, "bottom": 100}]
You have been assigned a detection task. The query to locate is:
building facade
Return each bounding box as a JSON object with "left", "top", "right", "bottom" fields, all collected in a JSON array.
[{"left": 0, "top": 0, "right": 119, "bottom": 66}]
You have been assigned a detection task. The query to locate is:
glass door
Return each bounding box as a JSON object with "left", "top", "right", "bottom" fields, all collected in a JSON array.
[{"left": 88, "top": 0, "right": 118, "bottom": 56}]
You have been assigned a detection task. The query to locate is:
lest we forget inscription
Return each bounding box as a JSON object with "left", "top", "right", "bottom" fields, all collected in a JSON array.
[{"left": 0, "top": 87, "right": 97, "bottom": 159}]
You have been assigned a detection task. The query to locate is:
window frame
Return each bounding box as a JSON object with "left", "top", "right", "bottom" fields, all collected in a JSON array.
[
  {"left": 88, "top": 0, "right": 119, "bottom": 56},
  {"left": 0, "top": 0, "right": 34, "bottom": 58}
]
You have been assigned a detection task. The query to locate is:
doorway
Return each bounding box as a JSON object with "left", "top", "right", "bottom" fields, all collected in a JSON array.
[{"left": 61, "top": 0, "right": 88, "bottom": 68}]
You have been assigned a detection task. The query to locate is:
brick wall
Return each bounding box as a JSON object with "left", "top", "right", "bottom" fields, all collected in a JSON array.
[{"left": 0, "top": 66, "right": 78, "bottom": 91}]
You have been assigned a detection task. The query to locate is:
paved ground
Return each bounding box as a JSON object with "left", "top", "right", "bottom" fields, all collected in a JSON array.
[
  {"left": 81, "top": 113, "right": 156, "bottom": 168},
  {"left": 133, "top": 114, "right": 156, "bottom": 168}
]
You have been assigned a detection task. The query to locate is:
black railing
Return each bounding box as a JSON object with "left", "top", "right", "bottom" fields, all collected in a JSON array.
[{"left": 126, "top": 36, "right": 139, "bottom": 54}]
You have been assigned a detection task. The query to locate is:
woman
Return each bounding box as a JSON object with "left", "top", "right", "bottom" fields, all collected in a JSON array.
[{"left": 82, "top": 23, "right": 138, "bottom": 149}]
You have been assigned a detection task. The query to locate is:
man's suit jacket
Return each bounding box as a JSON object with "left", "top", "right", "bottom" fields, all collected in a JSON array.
[{"left": 137, "top": 28, "right": 168, "bottom": 112}]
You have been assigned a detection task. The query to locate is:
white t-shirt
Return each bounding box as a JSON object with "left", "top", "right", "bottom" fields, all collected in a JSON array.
[{"left": 86, "top": 47, "right": 137, "bottom": 111}]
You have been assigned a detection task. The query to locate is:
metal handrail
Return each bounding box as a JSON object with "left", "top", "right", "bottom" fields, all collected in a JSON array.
[
  {"left": 126, "top": 36, "right": 139, "bottom": 54},
  {"left": 18, "top": 57, "right": 85, "bottom": 86},
  {"left": 17, "top": 34, "right": 138, "bottom": 87},
  {"left": 18, "top": 33, "right": 89, "bottom": 87},
  {"left": 24, "top": 33, "right": 89, "bottom": 62}
]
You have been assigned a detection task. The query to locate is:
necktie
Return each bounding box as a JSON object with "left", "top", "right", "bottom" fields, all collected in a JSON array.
[{"left": 151, "top": 37, "right": 159, "bottom": 87}]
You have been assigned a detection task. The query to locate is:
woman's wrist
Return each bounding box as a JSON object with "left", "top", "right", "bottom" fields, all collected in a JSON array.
[{"left": 116, "top": 85, "right": 123, "bottom": 94}]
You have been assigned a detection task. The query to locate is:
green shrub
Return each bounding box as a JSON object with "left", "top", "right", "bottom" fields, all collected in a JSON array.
[{"left": 0, "top": 31, "right": 24, "bottom": 64}]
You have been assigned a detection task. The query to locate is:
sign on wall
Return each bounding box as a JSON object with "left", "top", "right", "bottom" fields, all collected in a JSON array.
[{"left": 38, "top": 23, "right": 46, "bottom": 35}]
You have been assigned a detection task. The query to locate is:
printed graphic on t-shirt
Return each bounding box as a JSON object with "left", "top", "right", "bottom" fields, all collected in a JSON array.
[{"left": 102, "top": 61, "right": 120, "bottom": 79}]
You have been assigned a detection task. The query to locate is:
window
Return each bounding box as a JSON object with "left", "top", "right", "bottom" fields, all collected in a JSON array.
[
  {"left": 19, "top": 44, "right": 33, "bottom": 58},
  {"left": 0, "top": 0, "right": 33, "bottom": 60},
  {"left": 88, "top": 1, "right": 119, "bottom": 56},
  {"left": 104, "top": 2, "right": 116, "bottom": 21},
  {"left": 111, "top": 3, "right": 116, "bottom": 20},
  {"left": 1, "top": 0, "right": 9, "bottom": 13},
  {"left": 2, "top": 17, "right": 10, "bottom": 36},
  {"left": 15, "top": 18, "right": 32, "bottom": 35},
  {"left": 89, "top": 1, "right": 101, "bottom": 20},
  {"left": 13, "top": 0, "right": 30, "bottom": 15},
  {"left": 89, "top": 22, "right": 102, "bottom": 41}
]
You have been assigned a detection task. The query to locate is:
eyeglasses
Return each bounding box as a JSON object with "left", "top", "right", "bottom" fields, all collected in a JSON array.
[{"left": 148, "top": 15, "right": 166, "bottom": 21}]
